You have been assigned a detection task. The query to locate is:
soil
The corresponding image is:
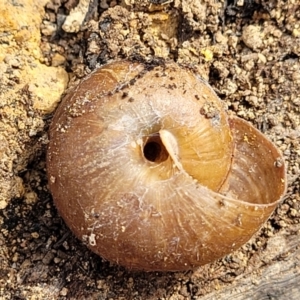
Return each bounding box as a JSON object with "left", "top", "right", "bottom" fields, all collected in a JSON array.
[{"left": 0, "top": 0, "right": 300, "bottom": 299}]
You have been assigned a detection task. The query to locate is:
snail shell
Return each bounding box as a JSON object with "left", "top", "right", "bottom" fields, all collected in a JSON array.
[{"left": 47, "top": 60, "right": 286, "bottom": 271}]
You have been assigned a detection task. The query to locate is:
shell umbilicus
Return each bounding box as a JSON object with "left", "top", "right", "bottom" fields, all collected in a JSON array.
[{"left": 47, "top": 60, "right": 286, "bottom": 271}]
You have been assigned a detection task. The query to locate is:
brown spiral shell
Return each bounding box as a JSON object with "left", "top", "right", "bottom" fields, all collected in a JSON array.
[{"left": 47, "top": 60, "right": 287, "bottom": 271}]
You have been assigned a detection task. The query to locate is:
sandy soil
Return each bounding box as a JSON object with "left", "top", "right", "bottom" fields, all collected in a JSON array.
[{"left": 0, "top": 0, "right": 300, "bottom": 299}]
